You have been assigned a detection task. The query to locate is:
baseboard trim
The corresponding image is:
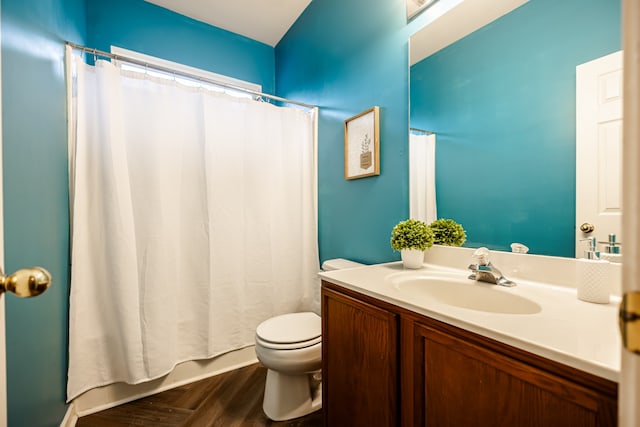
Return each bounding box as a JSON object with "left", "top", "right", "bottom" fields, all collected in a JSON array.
[
  {"left": 59, "top": 403, "right": 78, "bottom": 427},
  {"left": 71, "top": 346, "right": 258, "bottom": 418}
]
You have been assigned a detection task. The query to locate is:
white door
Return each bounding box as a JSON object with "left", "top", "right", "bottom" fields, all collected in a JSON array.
[
  {"left": 0, "top": 9, "right": 55, "bottom": 425},
  {"left": 0, "top": 3, "right": 7, "bottom": 425},
  {"left": 576, "top": 50, "right": 623, "bottom": 257}
]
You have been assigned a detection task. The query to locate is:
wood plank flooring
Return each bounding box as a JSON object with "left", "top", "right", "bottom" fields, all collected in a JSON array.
[{"left": 76, "top": 364, "right": 323, "bottom": 427}]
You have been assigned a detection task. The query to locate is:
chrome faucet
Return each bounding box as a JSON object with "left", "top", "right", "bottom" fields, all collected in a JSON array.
[{"left": 467, "top": 247, "right": 516, "bottom": 287}]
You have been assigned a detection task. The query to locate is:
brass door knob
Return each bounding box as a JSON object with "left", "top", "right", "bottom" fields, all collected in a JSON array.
[
  {"left": 0, "top": 267, "right": 51, "bottom": 298},
  {"left": 579, "top": 222, "right": 595, "bottom": 233},
  {"left": 620, "top": 291, "right": 640, "bottom": 355}
]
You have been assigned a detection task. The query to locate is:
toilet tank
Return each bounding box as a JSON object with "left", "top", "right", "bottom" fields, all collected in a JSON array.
[{"left": 321, "top": 258, "right": 364, "bottom": 271}]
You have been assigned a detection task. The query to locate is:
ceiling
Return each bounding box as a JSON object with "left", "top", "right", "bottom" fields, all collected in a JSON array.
[
  {"left": 145, "top": 0, "right": 312, "bottom": 47},
  {"left": 410, "top": 0, "right": 529, "bottom": 65}
]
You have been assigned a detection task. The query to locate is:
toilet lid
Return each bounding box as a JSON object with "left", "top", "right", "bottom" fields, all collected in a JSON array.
[
  {"left": 255, "top": 334, "right": 321, "bottom": 350},
  {"left": 256, "top": 312, "right": 321, "bottom": 344}
]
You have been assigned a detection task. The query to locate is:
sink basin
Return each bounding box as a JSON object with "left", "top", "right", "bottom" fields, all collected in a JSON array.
[{"left": 389, "top": 273, "right": 541, "bottom": 315}]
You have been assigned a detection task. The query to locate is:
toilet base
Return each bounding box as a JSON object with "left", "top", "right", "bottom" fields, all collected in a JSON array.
[{"left": 262, "top": 369, "right": 322, "bottom": 421}]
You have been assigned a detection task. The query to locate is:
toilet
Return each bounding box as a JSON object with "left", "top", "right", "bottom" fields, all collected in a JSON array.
[{"left": 254, "top": 258, "right": 363, "bottom": 421}]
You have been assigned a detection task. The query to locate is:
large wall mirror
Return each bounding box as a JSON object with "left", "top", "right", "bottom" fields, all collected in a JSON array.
[{"left": 409, "top": 0, "right": 621, "bottom": 258}]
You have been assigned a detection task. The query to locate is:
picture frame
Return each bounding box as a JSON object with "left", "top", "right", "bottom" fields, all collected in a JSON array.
[{"left": 344, "top": 106, "right": 380, "bottom": 180}]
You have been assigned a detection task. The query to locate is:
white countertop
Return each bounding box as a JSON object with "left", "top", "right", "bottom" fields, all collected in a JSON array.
[{"left": 319, "top": 261, "right": 621, "bottom": 382}]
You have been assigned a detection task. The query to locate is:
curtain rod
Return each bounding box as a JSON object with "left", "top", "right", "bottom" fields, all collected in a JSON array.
[
  {"left": 410, "top": 127, "right": 435, "bottom": 135},
  {"left": 66, "top": 42, "right": 317, "bottom": 110}
]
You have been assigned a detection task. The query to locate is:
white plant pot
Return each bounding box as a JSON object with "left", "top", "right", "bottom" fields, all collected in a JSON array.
[{"left": 401, "top": 249, "right": 425, "bottom": 269}]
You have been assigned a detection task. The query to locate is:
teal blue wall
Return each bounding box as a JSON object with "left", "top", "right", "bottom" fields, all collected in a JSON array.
[
  {"left": 0, "top": 0, "right": 621, "bottom": 425},
  {"left": 2, "top": 0, "right": 86, "bottom": 426},
  {"left": 276, "top": 0, "right": 412, "bottom": 265},
  {"left": 85, "top": 0, "right": 276, "bottom": 94},
  {"left": 411, "top": 0, "right": 621, "bottom": 257}
]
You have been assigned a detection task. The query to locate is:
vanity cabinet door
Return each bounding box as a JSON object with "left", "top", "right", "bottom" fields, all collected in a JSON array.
[
  {"left": 322, "top": 285, "right": 399, "bottom": 427},
  {"left": 411, "top": 319, "right": 617, "bottom": 427}
]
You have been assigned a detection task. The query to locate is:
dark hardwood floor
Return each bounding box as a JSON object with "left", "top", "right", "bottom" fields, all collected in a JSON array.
[{"left": 77, "top": 364, "right": 323, "bottom": 427}]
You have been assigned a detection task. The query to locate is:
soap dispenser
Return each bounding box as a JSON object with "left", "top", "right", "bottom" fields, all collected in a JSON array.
[
  {"left": 599, "top": 234, "right": 622, "bottom": 263},
  {"left": 576, "top": 237, "right": 610, "bottom": 304}
]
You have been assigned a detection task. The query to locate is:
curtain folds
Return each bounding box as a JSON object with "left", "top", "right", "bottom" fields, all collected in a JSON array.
[
  {"left": 67, "top": 54, "right": 319, "bottom": 401},
  {"left": 409, "top": 132, "right": 437, "bottom": 224}
]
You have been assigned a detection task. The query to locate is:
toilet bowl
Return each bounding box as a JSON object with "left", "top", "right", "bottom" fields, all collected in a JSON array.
[
  {"left": 255, "top": 258, "right": 363, "bottom": 421},
  {"left": 255, "top": 312, "right": 322, "bottom": 421}
]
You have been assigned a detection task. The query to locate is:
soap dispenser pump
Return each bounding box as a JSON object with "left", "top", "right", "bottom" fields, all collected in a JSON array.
[
  {"left": 600, "top": 234, "right": 622, "bottom": 263},
  {"left": 576, "top": 237, "right": 610, "bottom": 304},
  {"left": 582, "top": 237, "right": 600, "bottom": 259}
]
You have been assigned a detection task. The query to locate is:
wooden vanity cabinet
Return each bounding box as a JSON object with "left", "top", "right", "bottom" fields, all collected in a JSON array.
[
  {"left": 322, "top": 281, "right": 618, "bottom": 427},
  {"left": 321, "top": 285, "right": 399, "bottom": 427},
  {"left": 408, "top": 319, "right": 617, "bottom": 427}
]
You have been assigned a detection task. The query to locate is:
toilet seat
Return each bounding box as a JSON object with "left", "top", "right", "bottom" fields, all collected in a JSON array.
[
  {"left": 256, "top": 312, "right": 321, "bottom": 350},
  {"left": 256, "top": 334, "right": 321, "bottom": 350}
]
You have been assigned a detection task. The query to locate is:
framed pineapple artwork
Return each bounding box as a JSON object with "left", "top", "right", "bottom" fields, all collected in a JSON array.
[{"left": 344, "top": 106, "right": 380, "bottom": 180}]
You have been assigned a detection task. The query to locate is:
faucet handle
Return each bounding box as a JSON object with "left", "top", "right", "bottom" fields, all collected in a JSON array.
[{"left": 472, "top": 247, "right": 491, "bottom": 265}]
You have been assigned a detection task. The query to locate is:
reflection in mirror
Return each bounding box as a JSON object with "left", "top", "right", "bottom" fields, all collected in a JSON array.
[
  {"left": 409, "top": 129, "right": 437, "bottom": 224},
  {"left": 407, "top": 0, "right": 438, "bottom": 21},
  {"left": 409, "top": 0, "right": 621, "bottom": 258}
]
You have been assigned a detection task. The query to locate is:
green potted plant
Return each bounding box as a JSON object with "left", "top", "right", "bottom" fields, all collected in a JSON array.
[
  {"left": 428, "top": 218, "right": 467, "bottom": 247},
  {"left": 390, "top": 219, "right": 434, "bottom": 268}
]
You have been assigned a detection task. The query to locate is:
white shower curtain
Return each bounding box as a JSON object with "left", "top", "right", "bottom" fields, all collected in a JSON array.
[
  {"left": 409, "top": 132, "right": 437, "bottom": 224},
  {"left": 66, "top": 54, "right": 319, "bottom": 400}
]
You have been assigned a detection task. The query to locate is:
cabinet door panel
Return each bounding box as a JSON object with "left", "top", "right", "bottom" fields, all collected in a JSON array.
[
  {"left": 414, "top": 322, "right": 608, "bottom": 427},
  {"left": 322, "top": 286, "right": 398, "bottom": 427}
]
